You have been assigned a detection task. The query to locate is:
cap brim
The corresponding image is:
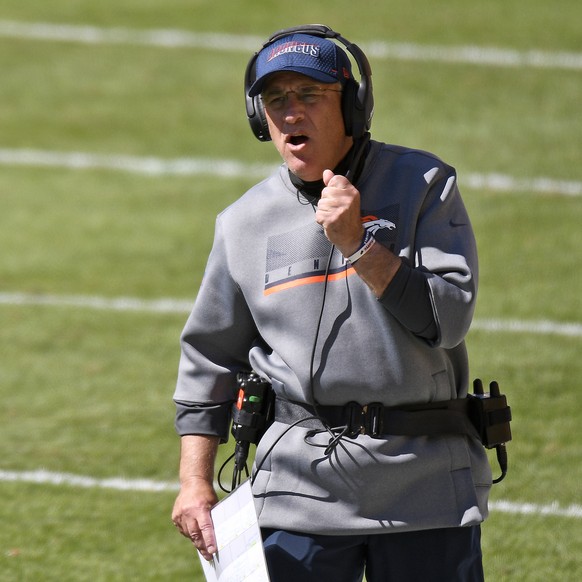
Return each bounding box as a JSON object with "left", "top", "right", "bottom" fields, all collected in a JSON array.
[{"left": 248, "top": 66, "right": 339, "bottom": 97}]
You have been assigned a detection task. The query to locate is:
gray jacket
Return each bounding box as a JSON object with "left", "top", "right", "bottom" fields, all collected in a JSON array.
[{"left": 174, "top": 140, "right": 491, "bottom": 535}]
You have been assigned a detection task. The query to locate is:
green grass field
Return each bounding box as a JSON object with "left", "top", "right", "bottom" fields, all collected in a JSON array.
[{"left": 1, "top": 1, "right": 581, "bottom": 580}]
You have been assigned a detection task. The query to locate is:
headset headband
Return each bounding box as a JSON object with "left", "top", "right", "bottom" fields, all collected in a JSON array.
[{"left": 244, "top": 24, "right": 374, "bottom": 141}]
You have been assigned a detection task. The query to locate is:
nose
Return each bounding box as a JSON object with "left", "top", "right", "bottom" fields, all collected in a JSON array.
[{"left": 282, "top": 93, "right": 306, "bottom": 123}]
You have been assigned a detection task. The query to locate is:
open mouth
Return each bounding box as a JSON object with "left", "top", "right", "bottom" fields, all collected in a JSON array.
[{"left": 288, "top": 135, "right": 308, "bottom": 146}]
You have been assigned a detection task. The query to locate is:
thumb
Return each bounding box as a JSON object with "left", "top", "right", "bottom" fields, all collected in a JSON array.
[{"left": 322, "top": 169, "right": 335, "bottom": 186}]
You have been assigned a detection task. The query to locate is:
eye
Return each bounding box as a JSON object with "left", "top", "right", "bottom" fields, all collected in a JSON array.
[
  {"left": 263, "top": 94, "right": 285, "bottom": 108},
  {"left": 299, "top": 91, "right": 321, "bottom": 104}
]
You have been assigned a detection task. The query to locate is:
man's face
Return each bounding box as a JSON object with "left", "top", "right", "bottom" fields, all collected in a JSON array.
[{"left": 261, "top": 72, "right": 354, "bottom": 182}]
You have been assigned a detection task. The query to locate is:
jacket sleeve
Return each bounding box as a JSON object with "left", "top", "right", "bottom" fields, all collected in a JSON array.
[
  {"left": 173, "top": 217, "right": 259, "bottom": 439},
  {"left": 378, "top": 259, "right": 438, "bottom": 340},
  {"left": 414, "top": 167, "right": 478, "bottom": 349}
]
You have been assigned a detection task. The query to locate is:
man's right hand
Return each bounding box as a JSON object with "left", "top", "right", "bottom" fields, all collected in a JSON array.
[{"left": 172, "top": 435, "right": 220, "bottom": 561}]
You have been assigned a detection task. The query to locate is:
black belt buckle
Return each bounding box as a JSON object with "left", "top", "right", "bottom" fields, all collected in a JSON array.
[
  {"left": 365, "top": 402, "right": 384, "bottom": 437},
  {"left": 345, "top": 401, "right": 365, "bottom": 437},
  {"left": 345, "top": 401, "right": 384, "bottom": 438}
]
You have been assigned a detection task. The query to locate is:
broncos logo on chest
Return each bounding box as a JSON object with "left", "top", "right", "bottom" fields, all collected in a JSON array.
[{"left": 361, "top": 215, "right": 396, "bottom": 235}]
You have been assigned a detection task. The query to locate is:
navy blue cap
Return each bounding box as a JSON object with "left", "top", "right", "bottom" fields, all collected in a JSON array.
[{"left": 248, "top": 33, "right": 353, "bottom": 97}]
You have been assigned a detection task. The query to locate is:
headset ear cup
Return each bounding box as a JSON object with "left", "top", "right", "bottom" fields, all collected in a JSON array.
[
  {"left": 254, "top": 96, "right": 271, "bottom": 142},
  {"left": 341, "top": 79, "right": 359, "bottom": 138},
  {"left": 244, "top": 51, "right": 271, "bottom": 142},
  {"left": 358, "top": 74, "right": 374, "bottom": 137},
  {"left": 247, "top": 95, "right": 271, "bottom": 142}
]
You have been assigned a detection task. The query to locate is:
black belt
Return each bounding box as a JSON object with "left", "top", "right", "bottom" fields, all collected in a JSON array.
[{"left": 274, "top": 398, "right": 481, "bottom": 439}]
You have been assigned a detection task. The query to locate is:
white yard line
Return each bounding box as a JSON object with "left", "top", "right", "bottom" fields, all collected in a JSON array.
[
  {"left": 463, "top": 173, "right": 582, "bottom": 198},
  {"left": 0, "top": 292, "right": 195, "bottom": 314},
  {"left": 0, "top": 468, "right": 179, "bottom": 492},
  {"left": 471, "top": 318, "right": 582, "bottom": 338},
  {"left": 488, "top": 500, "right": 582, "bottom": 520},
  {"left": 0, "top": 148, "right": 276, "bottom": 180},
  {"left": 0, "top": 20, "right": 581, "bottom": 71},
  {"left": 1, "top": 148, "right": 580, "bottom": 197},
  {"left": 1, "top": 292, "right": 581, "bottom": 338},
  {"left": 1, "top": 468, "right": 579, "bottom": 519}
]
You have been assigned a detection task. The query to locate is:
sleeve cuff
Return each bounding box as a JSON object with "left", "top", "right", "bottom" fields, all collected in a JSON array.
[{"left": 174, "top": 400, "right": 232, "bottom": 443}]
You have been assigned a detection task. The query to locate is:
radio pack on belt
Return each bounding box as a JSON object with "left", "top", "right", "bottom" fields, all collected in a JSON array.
[
  {"left": 229, "top": 371, "right": 275, "bottom": 489},
  {"left": 467, "top": 378, "right": 512, "bottom": 483},
  {"left": 467, "top": 379, "right": 512, "bottom": 448}
]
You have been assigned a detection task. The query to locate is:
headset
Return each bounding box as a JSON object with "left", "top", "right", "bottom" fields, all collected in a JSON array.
[{"left": 244, "top": 24, "right": 374, "bottom": 142}]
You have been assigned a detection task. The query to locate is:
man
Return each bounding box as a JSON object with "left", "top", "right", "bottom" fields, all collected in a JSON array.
[{"left": 172, "top": 25, "right": 490, "bottom": 581}]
